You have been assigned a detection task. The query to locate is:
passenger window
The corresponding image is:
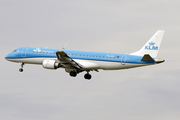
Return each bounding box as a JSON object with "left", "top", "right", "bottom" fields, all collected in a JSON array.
[
  {"left": 33, "top": 51, "right": 34, "bottom": 53},
  {"left": 36, "top": 52, "right": 38, "bottom": 53},
  {"left": 46, "top": 52, "right": 48, "bottom": 54},
  {"left": 99, "top": 56, "right": 101, "bottom": 58},
  {"left": 79, "top": 55, "right": 81, "bottom": 56},
  {"left": 13, "top": 49, "right": 17, "bottom": 52},
  {"left": 83, "top": 55, "right": 85, "bottom": 57},
  {"left": 53, "top": 53, "right": 55, "bottom": 54},
  {"left": 86, "top": 55, "right": 88, "bottom": 57}
]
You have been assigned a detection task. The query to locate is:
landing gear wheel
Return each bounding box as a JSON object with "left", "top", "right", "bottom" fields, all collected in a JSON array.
[
  {"left": 70, "top": 71, "right": 77, "bottom": 77},
  {"left": 19, "top": 68, "right": 23, "bottom": 72},
  {"left": 84, "top": 73, "right": 92, "bottom": 80},
  {"left": 19, "top": 63, "right": 24, "bottom": 72}
]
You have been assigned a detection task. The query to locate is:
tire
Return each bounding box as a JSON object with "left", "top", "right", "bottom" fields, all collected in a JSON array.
[
  {"left": 84, "top": 74, "right": 91, "bottom": 80},
  {"left": 19, "top": 68, "right": 23, "bottom": 72},
  {"left": 70, "top": 71, "right": 77, "bottom": 77}
]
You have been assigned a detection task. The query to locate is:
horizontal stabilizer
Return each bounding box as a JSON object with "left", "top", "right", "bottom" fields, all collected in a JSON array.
[{"left": 141, "top": 54, "right": 154, "bottom": 61}]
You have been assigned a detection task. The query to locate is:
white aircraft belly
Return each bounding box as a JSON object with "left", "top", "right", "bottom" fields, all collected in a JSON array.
[
  {"left": 73, "top": 59, "right": 149, "bottom": 70},
  {"left": 6, "top": 58, "right": 56, "bottom": 64},
  {"left": 7, "top": 58, "right": 152, "bottom": 70}
]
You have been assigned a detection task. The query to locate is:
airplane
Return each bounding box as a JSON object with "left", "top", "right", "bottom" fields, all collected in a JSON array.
[{"left": 5, "top": 30, "right": 165, "bottom": 80}]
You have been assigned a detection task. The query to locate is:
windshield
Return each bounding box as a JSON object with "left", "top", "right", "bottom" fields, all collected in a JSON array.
[{"left": 13, "top": 49, "right": 17, "bottom": 52}]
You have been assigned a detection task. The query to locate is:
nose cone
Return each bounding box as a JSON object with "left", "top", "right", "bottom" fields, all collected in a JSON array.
[
  {"left": 5, "top": 53, "right": 11, "bottom": 60},
  {"left": 5, "top": 52, "right": 15, "bottom": 60}
]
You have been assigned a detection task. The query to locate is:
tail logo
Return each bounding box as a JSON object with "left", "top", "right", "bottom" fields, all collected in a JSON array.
[
  {"left": 149, "top": 41, "right": 155, "bottom": 46},
  {"left": 145, "top": 41, "right": 158, "bottom": 50}
]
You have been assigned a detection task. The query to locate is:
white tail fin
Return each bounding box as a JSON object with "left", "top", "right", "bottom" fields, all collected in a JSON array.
[{"left": 130, "top": 30, "right": 165, "bottom": 58}]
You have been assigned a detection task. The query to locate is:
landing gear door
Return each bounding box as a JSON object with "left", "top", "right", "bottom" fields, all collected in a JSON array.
[
  {"left": 21, "top": 47, "right": 28, "bottom": 58},
  {"left": 121, "top": 54, "right": 127, "bottom": 65}
]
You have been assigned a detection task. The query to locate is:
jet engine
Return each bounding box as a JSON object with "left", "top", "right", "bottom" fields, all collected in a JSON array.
[{"left": 42, "top": 60, "right": 62, "bottom": 69}]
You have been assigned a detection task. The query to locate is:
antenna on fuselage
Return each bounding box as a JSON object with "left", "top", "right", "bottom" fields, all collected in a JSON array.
[{"left": 62, "top": 43, "right": 68, "bottom": 51}]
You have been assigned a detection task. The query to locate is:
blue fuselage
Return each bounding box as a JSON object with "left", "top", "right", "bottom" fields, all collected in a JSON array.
[{"left": 5, "top": 47, "right": 155, "bottom": 65}]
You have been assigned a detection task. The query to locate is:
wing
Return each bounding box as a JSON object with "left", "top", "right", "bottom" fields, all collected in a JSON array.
[{"left": 56, "top": 51, "right": 84, "bottom": 69}]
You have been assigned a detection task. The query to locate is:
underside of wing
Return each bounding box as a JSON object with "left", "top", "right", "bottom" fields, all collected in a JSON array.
[{"left": 56, "top": 51, "right": 84, "bottom": 69}]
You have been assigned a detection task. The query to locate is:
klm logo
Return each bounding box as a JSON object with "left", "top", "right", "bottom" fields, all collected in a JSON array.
[
  {"left": 33, "top": 48, "right": 41, "bottom": 52},
  {"left": 145, "top": 41, "right": 158, "bottom": 50}
]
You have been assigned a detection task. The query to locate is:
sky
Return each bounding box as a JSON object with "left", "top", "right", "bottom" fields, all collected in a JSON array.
[{"left": 0, "top": 0, "right": 180, "bottom": 120}]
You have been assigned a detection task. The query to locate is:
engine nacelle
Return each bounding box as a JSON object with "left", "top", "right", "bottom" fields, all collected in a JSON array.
[{"left": 42, "top": 60, "right": 61, "bottom": 69}]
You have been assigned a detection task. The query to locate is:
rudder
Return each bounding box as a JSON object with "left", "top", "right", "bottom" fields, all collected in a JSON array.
[{"left": 130, "top": 30, "right": 165, "bottom": 58}]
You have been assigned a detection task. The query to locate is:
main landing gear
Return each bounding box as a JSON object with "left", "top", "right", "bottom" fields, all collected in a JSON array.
[
  {"left": 84, "top": 73, "right": 91, "bottom": 80},
  {"left": 19, "top": 63, "right": 24, "bottom": 72},
  {"left": 69, "top": 71, "right": 77, "bottom": 77},
  {"left": 69, "top": 71, "right": 92, "bottom": 80}
]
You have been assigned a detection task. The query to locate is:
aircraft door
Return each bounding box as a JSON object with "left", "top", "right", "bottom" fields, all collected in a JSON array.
[
  {"left": 121, "top": 54, "right": 127, "bottom": 65},
  {"left": 21, "top": 47, "right": 28, "bottom": 57}
]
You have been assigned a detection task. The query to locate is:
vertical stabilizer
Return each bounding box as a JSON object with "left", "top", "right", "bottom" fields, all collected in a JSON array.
[{"left": 130, "top": 30, "right": 164, "bottom": 58}]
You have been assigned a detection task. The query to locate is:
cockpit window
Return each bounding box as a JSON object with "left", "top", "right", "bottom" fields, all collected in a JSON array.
[{"left": 13, "top": 49, "right": 17, "bottom": 52}]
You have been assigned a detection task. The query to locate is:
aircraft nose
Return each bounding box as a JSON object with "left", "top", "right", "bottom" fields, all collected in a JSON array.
[{"left": 5, "top": 53, "right": 11, "bottom": 60}]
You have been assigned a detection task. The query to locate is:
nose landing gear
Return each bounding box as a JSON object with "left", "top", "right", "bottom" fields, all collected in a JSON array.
[{"left": 19, "top": 63, "right": 24, "bottom": 72}]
